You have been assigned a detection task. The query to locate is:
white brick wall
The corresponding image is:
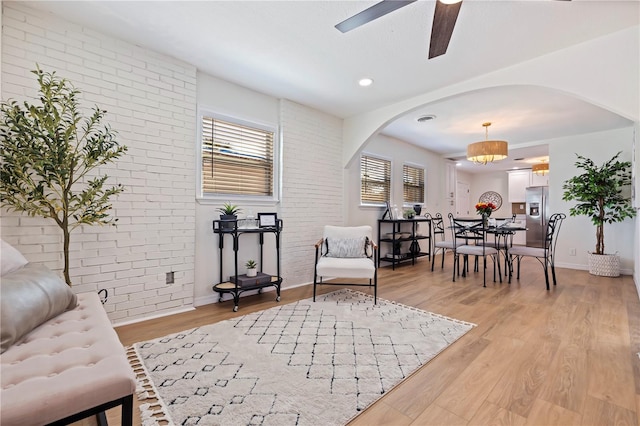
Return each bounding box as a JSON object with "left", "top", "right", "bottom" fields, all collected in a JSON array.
[
  {"left": 1, "top": 3, "right": 197, "bottom": 323},
  {"left": 279, "top": 100, "right": 344, "bottom": 286}
]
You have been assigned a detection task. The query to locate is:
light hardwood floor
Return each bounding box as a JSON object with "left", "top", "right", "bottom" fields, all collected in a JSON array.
[{"left": 106, "top": 254, "right": 640, "bottom": 425}]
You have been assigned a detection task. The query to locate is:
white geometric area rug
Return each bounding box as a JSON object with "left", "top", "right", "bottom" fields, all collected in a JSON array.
[{"left": 129, "top": 289, "right": 475, "bottom": 426}]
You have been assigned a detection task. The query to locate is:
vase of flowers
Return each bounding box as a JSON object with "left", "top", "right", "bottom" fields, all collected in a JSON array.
[{"left": 475, "top": 202, "right": 496, "bottom": 227}]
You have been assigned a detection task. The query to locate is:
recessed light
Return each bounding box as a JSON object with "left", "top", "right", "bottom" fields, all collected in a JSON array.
[
  {"left": 416, "top": 114, "right": 436, "bottom": 123},
  {"left": 358, "top": 78, "right": 373, "bottom": 87}
]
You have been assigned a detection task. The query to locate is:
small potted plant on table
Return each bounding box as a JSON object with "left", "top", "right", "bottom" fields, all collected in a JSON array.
[
  {"left": 217, "top": 202, "right": 242, "bottom": 230},
  {"left": 245, "top": 259, "right": 257, "bottom": 277}
]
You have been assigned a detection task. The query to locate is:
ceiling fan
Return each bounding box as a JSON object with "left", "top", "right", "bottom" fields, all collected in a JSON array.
[
  {"left": 335, "top": 0, "right": 569, "bottom": 59},
  {"left": 335, "top": 0, "right": 463, "bottom": 59}
]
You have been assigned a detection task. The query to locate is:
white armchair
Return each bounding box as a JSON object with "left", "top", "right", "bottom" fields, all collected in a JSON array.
[{"left": 313, "top": 225, "right": 378, "bottom": 303}]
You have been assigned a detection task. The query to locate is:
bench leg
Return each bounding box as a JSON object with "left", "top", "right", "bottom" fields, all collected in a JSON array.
[
  {"left": 122, "top": 394, "right": 134, "bottom": 426},
  {"left": 96, "top": 411, "right": 107, "bottom": 426},
  {"left": 46, "top": 394, "right": 134, "bottom": 426}
]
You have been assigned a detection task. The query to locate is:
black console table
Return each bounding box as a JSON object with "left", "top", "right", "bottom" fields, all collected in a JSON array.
[
  {"left": 378, "top": 218, "right": 431, "bottom": 270},
  {"left": 212, "top": 219, "right": 283, "bottom": 311}
]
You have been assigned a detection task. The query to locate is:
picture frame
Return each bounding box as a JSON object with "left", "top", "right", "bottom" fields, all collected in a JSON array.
[{"left": 258, "top": 212, "right": 278, "bottom": 228}]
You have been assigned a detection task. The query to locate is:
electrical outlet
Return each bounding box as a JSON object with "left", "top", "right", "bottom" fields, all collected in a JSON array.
[
  {"left": 166, "top": 271, "right": 174, "bottom": 284},
  {"left": 569, "top": 248, "right": 576, "bottom": 256}
]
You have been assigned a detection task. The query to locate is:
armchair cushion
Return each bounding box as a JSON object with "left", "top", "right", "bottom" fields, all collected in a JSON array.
[
  {"left": 316, "top": 257, "right": 376, "bottom": 279},
  {"left": 508, "top": 246, "right": 545, "bottom": 258},
  {"left": 325, "top": 236, "right": 369, "bottom": 258}
]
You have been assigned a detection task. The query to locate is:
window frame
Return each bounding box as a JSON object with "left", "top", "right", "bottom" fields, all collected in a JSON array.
[
  {"left": 402, "top": 162, "right": 425, "bottom": 206},
  {"left": 360, "top": 153, "right": 392, "bottom": 207},
  {"left": 196, "top": 109, "right": 280, "bottom": 204}
]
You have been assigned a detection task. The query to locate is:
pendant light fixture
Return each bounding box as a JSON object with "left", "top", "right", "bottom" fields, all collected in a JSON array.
[
  {"left": 532, "top": 160, "right": 549, "bottom": 176},
  {"left": 467, "top": 122, "right": 508, "bottom": 165}
]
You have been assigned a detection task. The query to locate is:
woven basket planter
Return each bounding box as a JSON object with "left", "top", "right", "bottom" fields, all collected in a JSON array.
[{"left": 588, "top": 252, "right": 620, "bottom": 277}]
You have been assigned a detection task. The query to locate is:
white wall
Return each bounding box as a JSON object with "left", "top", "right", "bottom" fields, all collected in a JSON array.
[
  {"left": 342, "top": 25, "right": 640, "bottom": 167},
  {"left": 2, "top": 3, "right": 346, "bottom": 318},
  {"left": 549, "top": 127, "right": 636, "bottom": 273},
  {"left": 345, "top": 134, "right": 449, "bottom": 242},
  {"left": 1, "top": 3, "right": 197, "bottom": 322},
  {"left": 194, "top": 74, "right": 344, "bottom": 306},
  {"left": 194, "top": 72, "right": 280, "bottom": 304},
  {"left": 279, "top": 100, "right": 344, "bottom": 289},
  {"left": 465, "top": 172, "right": 510, "bottom": 218}
]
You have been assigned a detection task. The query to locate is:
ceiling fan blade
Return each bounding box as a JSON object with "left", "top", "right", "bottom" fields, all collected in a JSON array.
[
  {"left": 428, "top": 0, "right": 463, "bottom": 59},
  {"left": 335, "top": 0, "right": 417, "bottom": 33}
]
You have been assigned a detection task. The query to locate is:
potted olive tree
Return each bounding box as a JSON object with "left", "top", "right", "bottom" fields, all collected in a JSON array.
[
  {"left": 0, "top": 66, "right": 127, "bottom": 286},
  {"left": 562, "top": 152, "right": 636, "bottom": 276}
]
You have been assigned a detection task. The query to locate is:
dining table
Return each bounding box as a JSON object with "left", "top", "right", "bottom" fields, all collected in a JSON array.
[{"left": 451, "top": 217, "right": 527, "bottom": 281}]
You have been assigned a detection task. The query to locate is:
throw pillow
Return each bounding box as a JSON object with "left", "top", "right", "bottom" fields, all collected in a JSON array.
[
  {"left": 1, "top": 263, "right": 78, "bottom": 353},
  {"left": 1, "top": 239, "right": 28, "bottom": 276},
  {"left": 325, "top": 236, "right": 368, "bottom": 258}
]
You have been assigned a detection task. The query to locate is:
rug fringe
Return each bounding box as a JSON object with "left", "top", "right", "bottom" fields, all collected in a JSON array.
[{"left": 126, "top": 345, "right": 174, "bottom": 426}]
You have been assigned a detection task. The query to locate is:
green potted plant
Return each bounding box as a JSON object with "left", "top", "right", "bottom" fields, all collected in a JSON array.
[
  {"left": 245, "top": 259, "right": 257, "bottom": 277},
  {"left": 217, "top": 202, "right": 242, "bottom": 230},
  {"left": 403, "top": 208, "right": 416, "bottom": 219},
  {"left": 0, "top": 66, "right": 127, "bottom": 286},
  {"left": 562, "top": 151, "right": 636, "bottom": 276}
]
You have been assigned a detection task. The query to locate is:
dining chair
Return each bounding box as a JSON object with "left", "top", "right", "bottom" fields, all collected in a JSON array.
[
  {"left": 450, "top": 215, "right": 502, "bottom": 287},
  {"left": 430, "top": 213, "right": 458, "bottom": 271},
  {"left": 508, "top": 213, "right": 566, "bottom": 290},
  {"left": 483, "top": 215, "right": 518, "bottom": 269}
]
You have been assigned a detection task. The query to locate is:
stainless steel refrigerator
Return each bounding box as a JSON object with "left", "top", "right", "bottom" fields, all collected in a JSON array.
[{"left": 525, "top": 186, "right": 549, "bottom": 248}]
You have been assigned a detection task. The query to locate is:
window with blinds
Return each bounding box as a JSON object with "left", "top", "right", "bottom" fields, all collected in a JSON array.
[
  {"left": 360, "top": 155, "right": 391, "bottom": 204},
  {"left": 403, "top": 164, "right": 425, "bottom": 204},
  {"left": 201, "top": 115, "right": 275, "bottom": 197}
]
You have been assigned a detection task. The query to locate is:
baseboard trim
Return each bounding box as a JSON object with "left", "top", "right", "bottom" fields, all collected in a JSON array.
[
  {"left": 113, "top": 306, "right": 195, "bottom": 327},
  {"left": 555, "top": 261, "right": 633, "bottom": 276}
]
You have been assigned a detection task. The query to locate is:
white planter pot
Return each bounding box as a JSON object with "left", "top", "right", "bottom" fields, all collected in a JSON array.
[
  {"left": 588, "top": 252, "right": 620, "bottom": 277},
  {"left": 246, "top": 268, "right": 257, "bottom": 277}
]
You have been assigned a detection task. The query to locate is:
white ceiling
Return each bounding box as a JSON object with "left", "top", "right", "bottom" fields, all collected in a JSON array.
[{"left": 20, "top": 0, "right": 638, "bottom": 173}]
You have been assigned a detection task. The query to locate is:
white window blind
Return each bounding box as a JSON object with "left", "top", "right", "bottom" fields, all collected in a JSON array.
[
  {"left": 403, "top": 164, "right": 424, "bottom": 204},
  {"left": 361, "top": 155, "right": 391, "bottom": 204},
  {"left": 201, "top": 116, "right": 274, "bottom": 196}
]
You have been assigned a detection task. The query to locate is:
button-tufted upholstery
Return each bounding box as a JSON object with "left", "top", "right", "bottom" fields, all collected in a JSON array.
[{"left": 0, "top": 292, "right": 136, "bottom": 425}]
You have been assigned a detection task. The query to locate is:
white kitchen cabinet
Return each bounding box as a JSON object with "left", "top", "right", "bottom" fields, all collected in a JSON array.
[
  {"left": 507, "top": 170, "right": 531, "bottom": 203},
  {"left": 530, "top": 171, "right": 549, "bottom": 186}
]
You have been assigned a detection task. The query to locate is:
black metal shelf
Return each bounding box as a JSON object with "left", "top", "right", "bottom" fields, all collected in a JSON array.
[
  {"left": 212, "top": 219, "right": 283, "bottom": 311},
  {"left": 378, "top": 218, "right": 431, "bottom": 270}
]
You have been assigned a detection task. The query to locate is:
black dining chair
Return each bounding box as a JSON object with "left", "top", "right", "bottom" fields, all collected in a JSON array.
[
  {"left": 483, "top": 215, "right": 518, "bottom": 270},
  {"left": 450, "top": 215, "right": 502, "bottom": 287},
  {"left": 430, "top": 213, "right": 459, "bottom": 271},
  {"left": 508, "top": 213, "right": 566, "bottom": 290}
]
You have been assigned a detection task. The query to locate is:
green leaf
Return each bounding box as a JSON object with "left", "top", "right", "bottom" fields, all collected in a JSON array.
[
  {"left": 562, "top": 151, "right": 636, "bottom": 255},
  {"left": 1, "top": 65, "right": 128, "bottom": 285}
]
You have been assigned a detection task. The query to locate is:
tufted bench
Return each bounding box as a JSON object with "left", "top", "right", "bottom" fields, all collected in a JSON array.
[{"left": 0, "top": 292, "right": 137, "bottom": 425}]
